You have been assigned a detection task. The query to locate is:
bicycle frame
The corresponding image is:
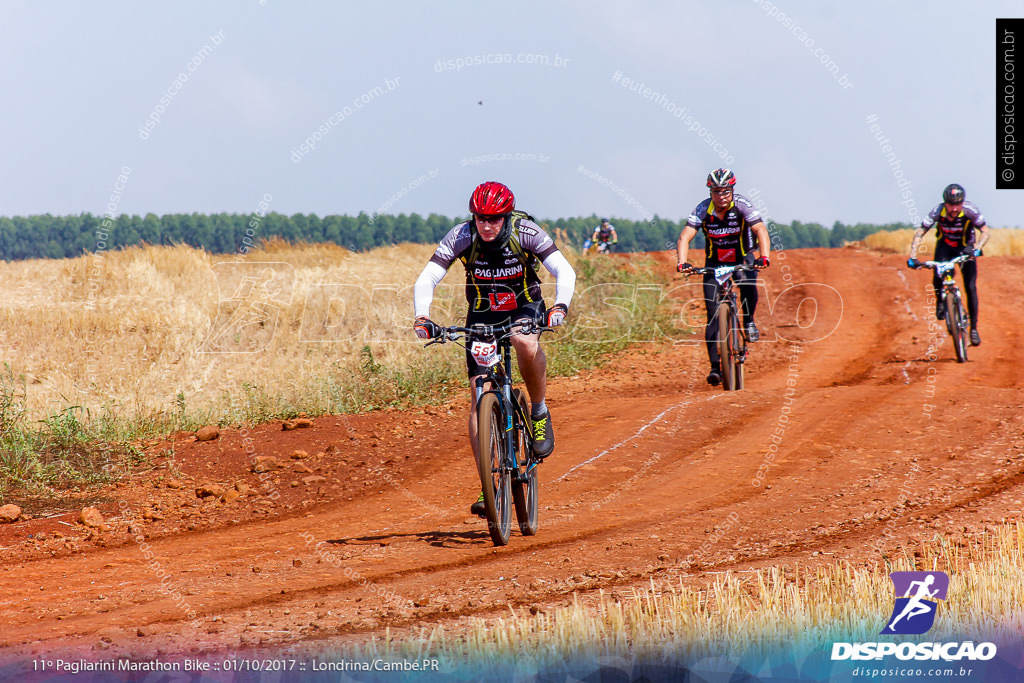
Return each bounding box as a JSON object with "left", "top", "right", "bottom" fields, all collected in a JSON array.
[
  {"left": 692, "top": 264, "right": 754, "bottom": 354},
  {"left": 428, "top": 320, "right": 545, "bottom": 482},
  {"left": 687, "top": 264, "right": 756, "bottom": 390},
  {"left": 472, "top": 332, "right": 535, "bottom": 485},
  {"left": 918, "top": 255, "right": 972, "bottom": 320},
  {"left": 916, "top": 254, "right": 972, "bottom": 362}
]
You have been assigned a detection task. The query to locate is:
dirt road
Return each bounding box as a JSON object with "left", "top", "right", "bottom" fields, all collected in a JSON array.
[{"left": 1, "top": 248, "right": 1022, "bottom": 659}]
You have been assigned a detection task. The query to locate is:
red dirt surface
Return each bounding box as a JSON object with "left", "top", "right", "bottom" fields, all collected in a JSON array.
[{"left": 1, "top": 248, "right": 1022, "bottom": 660}]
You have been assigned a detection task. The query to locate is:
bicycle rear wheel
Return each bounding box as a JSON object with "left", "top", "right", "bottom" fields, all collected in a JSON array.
[
  {"left": 948, "top": 291, "right": 968, "bottom": 363},
  {"left": 476, "top": 392, "right": 511, "bottom": 546},
  {"left": 717, "top": 301, "right": 736, "bottom": 391},
  {"left": 511, "top": 389, "right": 538, "bottom": 536}
]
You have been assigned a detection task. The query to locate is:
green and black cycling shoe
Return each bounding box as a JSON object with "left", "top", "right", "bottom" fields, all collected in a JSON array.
[
  {"left": 532, "top": 409, "right": 554, "bottom": 459},
  {"left": 470, "top": 491, "right": 486, "bottom": 517},
  {"left": 707, "top": 364, "right": 722, "bottom": 386}
]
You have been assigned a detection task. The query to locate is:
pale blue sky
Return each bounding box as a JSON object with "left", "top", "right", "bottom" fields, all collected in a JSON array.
[{"left": 0, "top": 1, "right": 1017, "bottom": 226}]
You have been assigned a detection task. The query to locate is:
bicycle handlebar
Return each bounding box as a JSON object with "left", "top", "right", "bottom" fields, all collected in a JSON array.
[
  {"left": 424, "top": 318, "right": 553, "bottom": 345},
  {"left": 685, "top": 264, "right": 758, "bottom": 276},
  {"left": 914, "top": 254, "right": 974, "bottom": 269}
]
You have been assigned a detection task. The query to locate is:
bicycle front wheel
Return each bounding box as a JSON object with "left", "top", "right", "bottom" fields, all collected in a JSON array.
[
  {"left": 948, "top": 292, "right": 968, "bottom": 363},
  {"left": 476, "top": 392, "right": 512, "bottom": 546},
  {"left": 717, "top": 300, "right": 736, "bottom": 391},
  {"left": 511, "top": 389, "right": 538, "bottom": 536}
]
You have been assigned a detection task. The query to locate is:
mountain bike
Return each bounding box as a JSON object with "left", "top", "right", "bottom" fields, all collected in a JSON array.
[
  {"left": 582, "top": 239, "right": 615, "bottom": 255},
  {"left": 912, "top": 254, "right": 973, "bottom": 363},
  {"left": 687, "top": 264, "right": 757, "bottom": 391},
  {"left": 425, "top": 318, "right": 550, "bottom": 545}
]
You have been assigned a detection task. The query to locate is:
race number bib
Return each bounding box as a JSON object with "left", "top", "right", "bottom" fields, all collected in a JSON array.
[{"left": 470, "top": 340, "right": 500, "bottom": 368}]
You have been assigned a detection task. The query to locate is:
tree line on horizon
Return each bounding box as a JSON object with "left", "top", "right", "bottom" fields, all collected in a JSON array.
[{"left": 0, "top": 212, "right": 911, "bottom": 261}]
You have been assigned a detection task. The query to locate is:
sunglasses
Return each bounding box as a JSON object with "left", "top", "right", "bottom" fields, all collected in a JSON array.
[
  {"left": 710, "top": 188, "right": 733, "bottom": 196},
  {"left": 474, "top": 213, "right": 506, "bottom": 222}
]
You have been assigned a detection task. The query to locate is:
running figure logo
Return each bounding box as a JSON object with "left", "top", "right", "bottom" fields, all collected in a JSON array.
[{"left": 881, "top": 571, "right": 949, "bottom": 635}]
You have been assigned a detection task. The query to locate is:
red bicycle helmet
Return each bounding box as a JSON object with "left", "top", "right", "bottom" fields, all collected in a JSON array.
[
  {"left": 469, "top": 181, "right": 516, "bottom": 215},
  {"left": 706, "top": 169, "right": 737, "bottom": 189}
]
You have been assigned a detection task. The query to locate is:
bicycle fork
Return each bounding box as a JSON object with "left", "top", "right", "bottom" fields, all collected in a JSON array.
[{"left": 725, "top": 292, "right": 749, "bottom": 363}]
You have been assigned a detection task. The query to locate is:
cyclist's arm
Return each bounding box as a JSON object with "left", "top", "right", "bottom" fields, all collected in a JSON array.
[
  {"left": 908, "top": 226, "right": 929, "bottom": 258},
  {"left": 911, "top": 208, "right": 939, "bottom": 257},
  {"left": 540, "top": 250, "right": 576, "bottom": 309},
  {"left": 610, "top": 229, "right": 618, "bottom": 242},
  {"left": 751, "top": 220, "right": 770, "bottom": 260},
  {"left": 677, "top": 225, "right": 698, "bottom": 267},
  {"left": 975, "top": 223, "right": 990, "bottom": 251},
  {"left": 413, "top": 261, "right": 448, "bottom": 318}
]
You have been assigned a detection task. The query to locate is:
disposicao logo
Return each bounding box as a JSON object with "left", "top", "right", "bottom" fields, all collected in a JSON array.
[
  {"left": 881, "top": 571, "right": 949, "bottom": 635},
  {"left": 831, "top": 570, "right": 998, "bottom": 662}
]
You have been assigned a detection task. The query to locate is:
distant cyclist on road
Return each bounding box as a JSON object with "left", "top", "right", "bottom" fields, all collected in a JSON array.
[
  {"left": 676, "top": 169, "right": 771, "bottom": 386},
  {"left": 413, "top": 181, "right": 576, "bottom": 516},
  {"left": 590, "top": 218, "right": 618, "bottom": 253},
  {"left": 907, "top": 183, "right": 989, "bottom": 346}
]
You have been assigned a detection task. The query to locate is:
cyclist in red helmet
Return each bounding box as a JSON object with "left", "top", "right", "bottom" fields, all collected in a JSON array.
[
  {"left": 907, "top": 183, "right": 989, "bottom": 346},
  {"left": 413, "top": 181, "right": 576, "bottom": 516},
  {"left": 676, "top": 169, "right": 771, "bottom": 386}
]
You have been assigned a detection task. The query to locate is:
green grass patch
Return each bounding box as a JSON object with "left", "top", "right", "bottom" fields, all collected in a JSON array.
[{"left": 0, "top": 366, "right": 151, "bottom": 498}]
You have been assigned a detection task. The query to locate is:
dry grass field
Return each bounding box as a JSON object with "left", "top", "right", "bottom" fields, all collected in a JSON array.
[
  {"left": 5, "top": 226, "right": 1013, "bottom": 432},
  {"left": 0, "top": 240, "right": 473, "bottom": 428},
  {"left": 0, "top": 239, "right": 664, "bottom": 491},
  {"left": 862, "top": 226, "right": 1024, "bottom": 256},
  {"left": 316, "top": 522, "right": 1024, "bottom": 665},
  {"left": 0, "top": 239, "right": 662, "bottom": 428}
]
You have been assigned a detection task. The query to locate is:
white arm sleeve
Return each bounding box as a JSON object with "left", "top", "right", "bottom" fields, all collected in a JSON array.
[
  {"left": 540, "top": 250, "right": 576, "bottom": 309},
  {"left": 413, "top": 261, "right": 448, "bottom": 318}
]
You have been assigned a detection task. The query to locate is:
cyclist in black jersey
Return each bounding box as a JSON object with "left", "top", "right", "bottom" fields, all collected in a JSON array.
[
  {"left": 413, "top": 181, "right": 576, "bottom": 515},
  {"left": 676, "top": 169, "right": 771, "bottom": 386},
  {"left": 590, "top": 218, "right": 618, "bottom": 252},
  {"left": 907, "top": 183, "right": 989, "bottom": 346}
]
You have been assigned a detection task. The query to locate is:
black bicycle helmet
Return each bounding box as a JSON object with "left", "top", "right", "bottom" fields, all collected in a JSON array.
[{"left": 942, "top": 183, "right": 965, "bottom": 204}]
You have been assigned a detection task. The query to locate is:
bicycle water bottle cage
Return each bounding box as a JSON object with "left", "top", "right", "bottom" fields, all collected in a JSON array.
[
  {"left": 470, "top": 339, "right": 500, "bottom": 368},
  {"left": 713, "top": 266, "right": 736, "bottom": 283}
]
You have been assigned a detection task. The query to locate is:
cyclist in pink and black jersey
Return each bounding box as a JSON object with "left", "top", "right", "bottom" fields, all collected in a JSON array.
[
  {"left": 907, "top": 183, "right": 989, "bottom": 346},
  {"left": 676, "top": 169, "right": 771, "bottom": 386},
  {"left": 413, "top": 181, "right": 576, "bottom": 515}
]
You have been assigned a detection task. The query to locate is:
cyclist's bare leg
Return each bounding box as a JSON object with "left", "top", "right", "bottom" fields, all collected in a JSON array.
[{"left": 511, "top": 332, "right": 546, "bottom": 410}]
